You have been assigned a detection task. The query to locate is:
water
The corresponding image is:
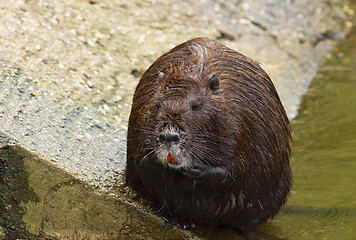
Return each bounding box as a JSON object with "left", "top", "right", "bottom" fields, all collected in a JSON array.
[
  {"left": 1, "top": 28, "right": 355, "bottom": 240},
  {"left": 275, "top": 29, "right": 356, "bottom": 239}
]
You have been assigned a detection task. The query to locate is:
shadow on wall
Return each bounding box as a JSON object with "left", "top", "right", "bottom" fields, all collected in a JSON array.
[{"left": 0, "top": 141, "right": 40, "bottom": 239}]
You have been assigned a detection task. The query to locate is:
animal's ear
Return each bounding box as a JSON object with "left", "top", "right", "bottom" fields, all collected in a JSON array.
[{"left": 208, "top": 74, "right": 220, "bottom": 94}]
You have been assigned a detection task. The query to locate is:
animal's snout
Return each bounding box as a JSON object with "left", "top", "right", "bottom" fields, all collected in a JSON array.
[{"left": 159, "top": 132, "right": 180, "bottom": 145}]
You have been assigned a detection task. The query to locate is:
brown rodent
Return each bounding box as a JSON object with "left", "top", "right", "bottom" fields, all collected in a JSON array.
[{"left": 125, "top": 37, "right": 292, "bottom": 232}]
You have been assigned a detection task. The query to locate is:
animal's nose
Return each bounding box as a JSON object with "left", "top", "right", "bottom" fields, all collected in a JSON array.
[{"left": 159, "top": 132, "right": 180, "bottom": 145}]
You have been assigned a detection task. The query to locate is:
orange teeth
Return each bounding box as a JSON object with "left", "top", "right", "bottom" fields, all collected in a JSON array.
[{"left": 167, "top": 152, "right": 178, "bottom": 164}]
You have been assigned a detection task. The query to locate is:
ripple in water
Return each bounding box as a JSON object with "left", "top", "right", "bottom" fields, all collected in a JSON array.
[{"left": 267, "top": 206, "right": 355, "bottom": 239}]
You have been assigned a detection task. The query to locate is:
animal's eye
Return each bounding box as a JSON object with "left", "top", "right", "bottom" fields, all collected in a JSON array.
[
  {"left": 208, "top": 74, "right": 220, "bottom": 94},
  {"left": 191, "top": 100, "right": 203, "bottom": 111}
]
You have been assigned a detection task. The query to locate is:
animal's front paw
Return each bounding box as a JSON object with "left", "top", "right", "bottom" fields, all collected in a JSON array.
[
  {"left": 180, "top": 160, "right": 206, "bottom": 178},
  {"left": 180, "top": 161, "right": 228, "bottom": 189}
]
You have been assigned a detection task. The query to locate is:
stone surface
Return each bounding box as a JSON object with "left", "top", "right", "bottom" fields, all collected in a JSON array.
[
  {"left": 0, "top": 69, "right": 126, "bottom": 187},
  {"left": 0, "top": 0, "right": 354, "bottom": 187}
]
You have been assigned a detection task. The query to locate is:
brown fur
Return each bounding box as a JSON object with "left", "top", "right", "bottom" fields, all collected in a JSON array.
[{"left": 125, "top": 37, "right": 292, "bottom": 230}]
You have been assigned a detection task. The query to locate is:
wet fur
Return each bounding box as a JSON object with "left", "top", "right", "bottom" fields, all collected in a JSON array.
[{"left": 126, "top": 37, "right": 292, "bottom": 230}]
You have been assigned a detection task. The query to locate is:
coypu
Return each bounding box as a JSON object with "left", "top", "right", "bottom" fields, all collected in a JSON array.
[{"left": 125, "top": 37, "right": 292, "bottom": 234}]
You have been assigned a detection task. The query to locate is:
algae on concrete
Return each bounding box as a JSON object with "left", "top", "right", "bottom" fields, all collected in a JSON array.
[{"left": 0, "top": 138, "right": 201, "bottom": 239}]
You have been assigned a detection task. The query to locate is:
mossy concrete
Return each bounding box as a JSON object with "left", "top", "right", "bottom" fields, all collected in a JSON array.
[{"left": 0, "top": 135, "right": 200, "bottom": 239}]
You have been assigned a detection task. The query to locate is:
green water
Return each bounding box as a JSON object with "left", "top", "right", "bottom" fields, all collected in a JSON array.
[{"left": 265, "top": 30, "right": 356, "bottom": 239}]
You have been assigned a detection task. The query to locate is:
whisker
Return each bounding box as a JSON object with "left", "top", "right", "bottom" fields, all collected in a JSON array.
[{"left": 140, "top": 148, "right": 156, "bottom": 165}]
